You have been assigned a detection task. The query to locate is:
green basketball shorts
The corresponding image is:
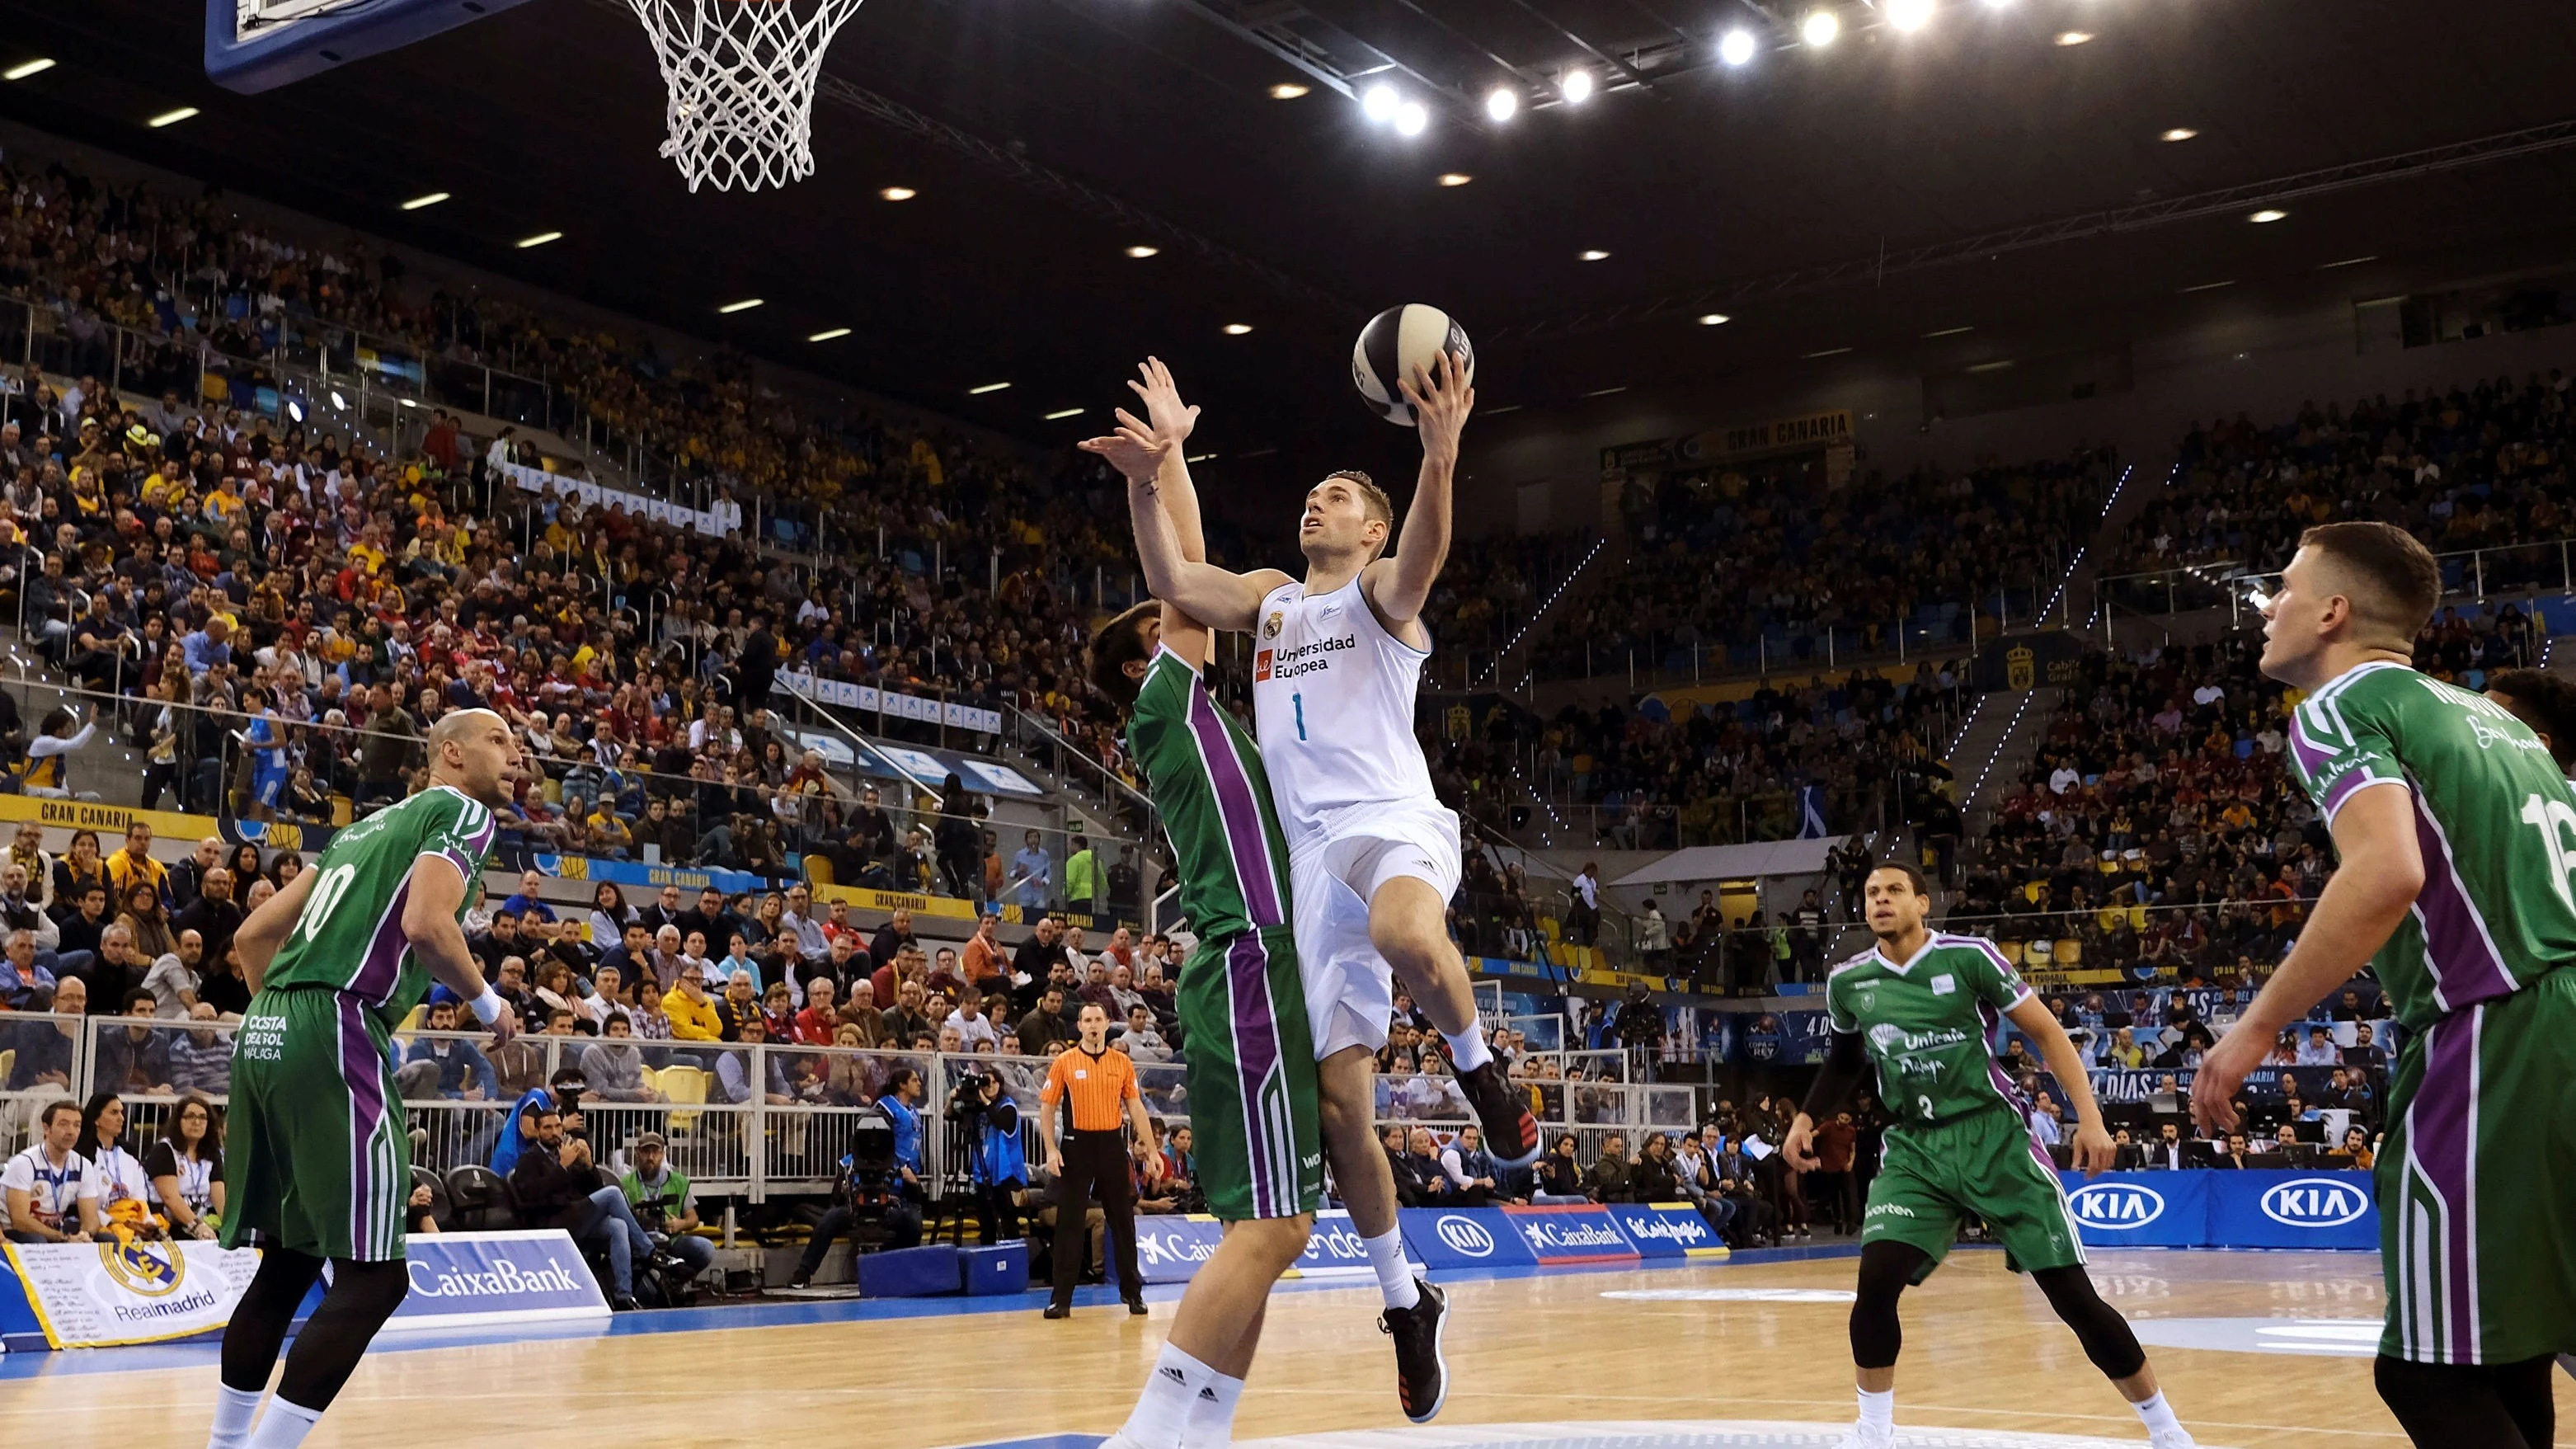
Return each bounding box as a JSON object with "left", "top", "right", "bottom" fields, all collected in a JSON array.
[
  {"left": 1178, "top": 924, "right": 1322, "bottom": 1222},
  {"left": 2379, "top": 967, "right": 2576, "bottom": 1365},
  {"left": 1861, "top": 1103, "right": 2083, "bottom": 1280},
  {"left": 223, "top": 986, "right": 411, "bottom": 1262}
]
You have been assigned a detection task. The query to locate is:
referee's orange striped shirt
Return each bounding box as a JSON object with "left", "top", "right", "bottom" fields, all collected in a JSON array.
[{"left": 1042, "top": 1044, "right": 1140, "bottom": 1131}]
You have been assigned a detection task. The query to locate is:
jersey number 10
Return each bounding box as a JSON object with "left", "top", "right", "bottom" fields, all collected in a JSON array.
[
  {"left": 2520, "top": 793, "right": 2576, "bottom": 913},
  {"left": 298, "top": 863, "right": 362, "bottom": 945}
]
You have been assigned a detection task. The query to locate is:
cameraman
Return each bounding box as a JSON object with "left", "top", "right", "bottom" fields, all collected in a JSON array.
[
  {"left": 618, "top": 1131, "right": 716, "bottom": 1289},
  {"left": 960, "top": 1069, "right": 1027, "bottom": 1244},
  {"left": 786, "top": 1068, "right": 925, "bottom": 1289}
]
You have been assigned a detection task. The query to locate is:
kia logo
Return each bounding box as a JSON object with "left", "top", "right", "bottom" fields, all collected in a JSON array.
[
  {"left": 2260, "top": 1178, "right": 2371, "bottom": 1228},
  {"left": 1434, "top": 1215, "right": 1495, "bottom": 1257},
  {"left": 2066, "top": 1182, "right": 2165, "bottom": 1229}
]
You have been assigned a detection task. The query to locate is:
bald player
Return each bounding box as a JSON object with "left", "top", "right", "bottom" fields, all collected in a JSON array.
[{"left": 203, "top": 709, "right": 521, "bottom": 1449}]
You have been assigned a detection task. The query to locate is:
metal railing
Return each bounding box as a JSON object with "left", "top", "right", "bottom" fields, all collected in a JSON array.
[{"left": 2094, "top": 535, "right": 2576, "bottom": 624}]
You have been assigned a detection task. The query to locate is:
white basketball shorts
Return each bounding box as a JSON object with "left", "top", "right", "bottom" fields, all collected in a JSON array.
[{"left": 1290, "top": 801, "right": 1464, "bottom": 1061}]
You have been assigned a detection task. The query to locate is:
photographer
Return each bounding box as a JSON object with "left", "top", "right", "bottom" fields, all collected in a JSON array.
[
  {"left": 490, "top": 1066, "right": 587, "bottom": 1175},
  {"left": 618, "top": 1131, "right": 716, "bottom": 1292},
  {"left": 957, "top": 1068, "right": 1027, "bottom": 1245},
  {"left": 786, "top": 1069, "right": 925, "bottom": 1289},
  {"left": 507, "top": 1107, "right": 652, "bottom": 1311}
]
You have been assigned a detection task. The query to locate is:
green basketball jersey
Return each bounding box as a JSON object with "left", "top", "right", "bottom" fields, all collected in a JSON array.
[
  {"left": 1126, "top": 646, "right": 1293, "bottom": 941},
  {"left": 260, "top": 785, "right": 498, "bottom": 1028},
  {"left": 1826, "top": 933, "right": 2035, "bottom": 1127},
  {"left": 2285, "top": 661, "right": 2576, "bottom": 1030}
]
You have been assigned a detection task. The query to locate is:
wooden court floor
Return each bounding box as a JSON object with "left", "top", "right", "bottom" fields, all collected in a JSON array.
[{"left": 6, "top": 1249, "right": 2571, "bottom": 1448}]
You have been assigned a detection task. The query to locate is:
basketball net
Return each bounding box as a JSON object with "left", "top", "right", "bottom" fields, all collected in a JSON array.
[{"left": 623, "top": 0, "right": 867, "bottom": 193}]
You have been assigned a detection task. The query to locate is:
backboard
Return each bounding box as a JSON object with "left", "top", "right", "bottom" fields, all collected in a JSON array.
[{"left": 205, "top": 0, "right": 539, "bottom": 94}]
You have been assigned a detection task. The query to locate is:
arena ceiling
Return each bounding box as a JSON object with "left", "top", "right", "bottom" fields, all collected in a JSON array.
[{"left": 8, "top": 0, "right": 2576, "bottom": 473}]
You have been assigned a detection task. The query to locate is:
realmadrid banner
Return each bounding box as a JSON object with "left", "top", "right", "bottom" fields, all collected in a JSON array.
[
  {"left": 1502, "top": 1203, "right": 1641, "bottom": 1266},
  {"left": 1606, "top": 1203, "right": 1728, "bottom": 1260},
  {"left": 1398, "top": 1207, "right": 1539, "bottom": 1272},
  {"left": 2, "top": 1238, "right": 263, "bottom": 1348}
]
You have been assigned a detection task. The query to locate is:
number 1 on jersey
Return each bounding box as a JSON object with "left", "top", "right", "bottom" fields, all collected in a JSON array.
[{"left": 1294, "top": 691, "right": 1306, "bottom": 741}]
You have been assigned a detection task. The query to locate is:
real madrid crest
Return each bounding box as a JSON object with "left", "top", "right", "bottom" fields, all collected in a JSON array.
[{"left": 1263, "top": 611, "right": 1283, "bottom": 640}]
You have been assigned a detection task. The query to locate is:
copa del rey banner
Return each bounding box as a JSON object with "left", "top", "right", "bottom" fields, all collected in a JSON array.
[{"left": 3, "top": 1238, "right": 264, "bottom": 1348}]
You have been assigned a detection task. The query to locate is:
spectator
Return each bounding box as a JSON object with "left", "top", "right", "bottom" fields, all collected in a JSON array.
[
  {"left": 92, "top": 990, "right": 174, "bottom": 1094},
  {"left": 1533, "top": 1131, "right": 1586, "bottom": 1202},
  {"left": 1566, "top": 863, "right": 1601, "bottom": 947},
  {"left": 581, "top": 1015, "right": 660, "bottom": 1102},
  {"left": 618, "top": 1131, "right": 716, "bottom": 1291},
  {"left": 145, "top": 1092, "right": 225, "bottom": 1240},
  {"left": 1064, "top": 834, "right": 1102, "bottom": 917},
  {"left": 1438, "top": 1124, "right": 1501, "bottom": 1207},
  {"left": 3, "top": 1100, "right": 102, "bottom": 1242},
  {"left": 76, "top": 1092, "right": 156, "bottom": 1229},
  {"left": 142, "top": 929, "right": 204, "bottom": 1019},
  {"left": 1585, "top": 1131, "right": 1635, "bottom": 1202},
  {"left": 1012, "top": 829, "right": 1052, "bottom": 910},
  {"left": 506, "top": 1106, "right": 651, "bottom": 1311},
  {"left": 2295, "top": 1027, "right": 2341, "bottom": 1066},
  {"left": 490, "top": 1066, "right": 586, "bottom": 1176},
  {"left": 167, "top": 1004, "right": 234, "bottom": 1094},
  {"left": 1114, "top": 1003, "right": 1170, "bottom": 1063}
]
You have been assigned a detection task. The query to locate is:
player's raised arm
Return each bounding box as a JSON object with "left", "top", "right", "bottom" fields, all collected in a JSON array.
[
  {"left": 1367, "top": 348, "right": 1472, "bottom": 626},
  {"left": 404, "top": 851, "right": 519, "bottom": 1047},
  {"left": 2193, "top": 781, "right": 2419, "bottom": 1132},
  {"left": 1126, "top": 359, "right": 1210, "bottom": 564},
  {"left": 1082, "top": 416, "right": 1283, "bottom": 633},
  {"left": 232, "top": 865, "right": 318, "bottom": 995}
]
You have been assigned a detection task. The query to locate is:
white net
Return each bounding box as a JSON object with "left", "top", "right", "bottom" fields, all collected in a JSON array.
[{"left": 623, "top": 0, "right": 868, "bottom": 193}]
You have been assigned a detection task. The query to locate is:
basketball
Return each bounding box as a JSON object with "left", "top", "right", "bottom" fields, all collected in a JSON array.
[{"left": 1351, "top": 303, "right": 1474, "bottom": 426}]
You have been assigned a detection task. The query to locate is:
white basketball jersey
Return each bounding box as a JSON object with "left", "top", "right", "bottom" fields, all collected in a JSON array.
[{"left": 1250, "top": 574, "right": 1438, "bottom": 843}]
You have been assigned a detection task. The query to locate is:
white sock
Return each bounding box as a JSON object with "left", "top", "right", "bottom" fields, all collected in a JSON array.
[
  {"left": 207, "top": 1385, "right": 263, "bottom": 1449},
  {"left": 2132, "top": 1390, "right": 2184, "bottom": 1437},
  {"left": 243, "top": 1398, "right": 323, "bottom": 1449},
  {"left": 1185, "top": 1370, "right": 1246, "bottom": 1447},
  {"left": 1119, "top": 1344, "right": 1218, "bottom": 1449},
  {"left": 1362, "top": 1229, "right": 1419, "bottom": 1310},
  {"left": 1444, "top": 1028, "right": 1492, "bottom": 1073},
  {"left": 1857, "top": 1386, "right": 1894, "bottom": 1433}
]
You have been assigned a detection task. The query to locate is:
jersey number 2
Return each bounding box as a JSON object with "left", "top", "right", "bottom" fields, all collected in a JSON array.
[{"left": 298, "top": 863, "right": 361, "bottom": 945}]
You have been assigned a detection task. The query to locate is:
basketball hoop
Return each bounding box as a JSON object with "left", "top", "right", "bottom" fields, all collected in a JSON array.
[{"left": 623, "top": 0, "right": 867, "bottom": 193}]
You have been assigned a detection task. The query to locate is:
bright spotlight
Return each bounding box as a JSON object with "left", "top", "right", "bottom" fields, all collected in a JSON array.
[
  {"left": 1697, "top": 313, "right": 1731, "bottom": 327},
  {"left": 1485, "top": 86, "right": 1520, "bottom": 122},
  {"left": 1887, "top": 0, "right": 1933, "bottom": 32},
  {"left": 1560, "top": 67, "right": 1594, "bottom": 104},
  {"left": 1718, "top": 28, "right": 1758, "bottom": 66},
  {"left": 2160, "top": 127, "right": 2198, "bottom": 142},
  {"left": 2249, "top": 209, "right": 2287, "bottom": 223},
  {"left": 1394, "top": 100, "right": 1429, "bottom": 136},
  {"left": 286, "top": 398, "right": 304, "bottom": 423},
  {"left": 2054, "top": 30, "right": 2093, "bottom": 45},
  {"left": 1802, "top": 9, "right": 1840, "bottom": 47},
  {"left": 328, "top": 390, "right": 347, "bottom": 411},
  {"left": 1362, "top": 83, "right": 1401, "bottom": 123}
]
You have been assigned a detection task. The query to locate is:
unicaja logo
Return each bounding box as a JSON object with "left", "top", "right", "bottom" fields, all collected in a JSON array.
[
  {"left": 1434, "top": 1215, "right": 1495, "bottom": 1257},
  {"left": 2260, "top": 1178, "right": 2371, "bottom": 1228},
  {"left": 2066, "top": 1182, "right": 2165, "bottom": 1228}
]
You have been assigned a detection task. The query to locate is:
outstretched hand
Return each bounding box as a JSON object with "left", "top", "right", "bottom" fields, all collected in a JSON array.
[
  {"left": 1078, "top": 413, "right": 1170, "bottom": 484},
  {"left": 1400, "top": 349, "right": 1474, "bottom": 463},
  {"left": 1126, "top": 357, "right": 1200, "bottom": 448}
]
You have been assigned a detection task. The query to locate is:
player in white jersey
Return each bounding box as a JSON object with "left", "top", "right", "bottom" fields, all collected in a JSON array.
[{"left": 1109, "top": 355, "right": 1537, "bottom": 1417}]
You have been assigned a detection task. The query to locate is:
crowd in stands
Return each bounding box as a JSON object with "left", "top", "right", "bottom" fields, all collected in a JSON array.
[{"left": 2118, "top": 373, "right": 2576, "bottom": 582}]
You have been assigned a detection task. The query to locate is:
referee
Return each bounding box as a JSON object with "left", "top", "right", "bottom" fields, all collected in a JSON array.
[{"left": 1038, "top": 1001, "right": 1151, "bottom": 1318}]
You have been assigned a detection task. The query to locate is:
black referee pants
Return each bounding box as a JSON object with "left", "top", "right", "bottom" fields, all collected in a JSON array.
[{"left": 1049, "top": 1128, "right": 1138, "bottom": 1310}]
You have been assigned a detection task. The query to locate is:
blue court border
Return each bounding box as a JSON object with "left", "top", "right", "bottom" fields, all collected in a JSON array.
[{"left": 0, "top": 1242, "right": 1867, "bottom": 1381}]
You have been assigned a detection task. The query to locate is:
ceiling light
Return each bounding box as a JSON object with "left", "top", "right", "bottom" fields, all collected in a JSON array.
[
  {"left": 1268, "top": 82, "right": 1309, "bottom": 100},
  {"left": 1186, "top": 454, "right": 1217, "bottom": 463},
  {"left": 968, "top": 382, "right": 1012, "bottom": 395},
  {"left": 1579, "top": 249, "right": 1610, "bottom": 261},
  {"left": 2249, "top": 209, "right": 2287, "bottom": 223},
  {"left": 1043, "top": 407, "right": 1084, "bottom": 421},
  {"left": 1222, "top": 323, "right": 1254, "bottom": 335},
  {"left": 2160, "top": 127, "right": 2198, "bottom": 142},
  {"left": 4, "top": 59, "right": 57, "bottom": 82},
  {"left": 1125, "top": 245, "right": 1160, "bottom": 259},
  {"left": 1887, "top": 0, "right": 1934, "bottom": 32},
  {"left": 1581, "top": 386, "right": 1628, "bottom": 398},
  {"left": 1437, "top": 172, "right": 1473, "bottom": 187},
  {"left": 1560, "top": 67, "right": 1594, "bottom": 104},
  {"left": 148, "top": 106, "right": 200, "bottom": 128},
  {"left": 400, "top": 191, "right": 450, "bottom": 210},
  {"left": 1485, "top": 87, "right": 1519, "bottom": 122},
  {"left": 1362, "top": 83, "right": 1401, "bottom": 123},
  {"left": 1967, "top": 360, "right": 2015, "bottom": 373},
  {"left": 1802, "top": 346, "right": 1853, "bottom": 359},
  {"left": 2179, "top": 280, "right": 2235, "bottom": 294},
  {"left": 286, "top": 398, "right": 304, "bottom": 423},
  {"left": 1697, "top": 313, "right": 1730, "bottom": 327},
  {"left": 878, "top": 186, "right": 916, "bottom": 201},
  {"left": 2318, "top": 255, "right": 2378, "bottom": 270},
  {"left": 515, "top": 230, "right": 563, "bottom": 249},
  {"left": 1801, "top": 10, "right": 1840, "bottom": 48},
  {"left": 2054, "top": 30, "right": 2092, "bottom": 46},
  {"left": 717, "top": 298, "right": 764, "bottom": 313},
  {"left": 1922, "top": 325, "right": 1974, "bottom": 338},
  {"left": 1394, "top": 101, "right": 1429, "bottom": 137},
  {"left": 328, "top": 390, "right": 347, "bottom": 411},
  {"left": 806, "top": 327, "right": 851, "bottom": 342},
  {"left": 399, "top": 398, "right": 418, "bottom": 409},
  {"left": 1718, "top": 28, "right": 1758, "bottom": 66},
  {"left": 1981, "top": 0, "right": 2014, "bottom": 7}
]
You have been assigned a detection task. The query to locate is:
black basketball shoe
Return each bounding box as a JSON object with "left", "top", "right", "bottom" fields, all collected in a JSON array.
[
  {"left": 1457, "top": 1059, "right": 1541, "bottom": 1168},
  {"left": 1378, "top": 1277, "right": 1450, "bottom": 1423}
]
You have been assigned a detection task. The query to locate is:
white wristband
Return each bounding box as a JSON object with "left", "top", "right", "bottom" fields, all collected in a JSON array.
[{"left": 468, "top": 986, "right": 506, "bottom": 1027}]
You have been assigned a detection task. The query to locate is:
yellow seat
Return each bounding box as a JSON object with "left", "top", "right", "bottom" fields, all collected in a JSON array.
[
  {"left": 2022, "top": 882, "right": 2044, "bottom": 903},
  {"left": 805, "top": 857, "right": 834, "bottom": 887},
  {"left": 0, "top": 1048, "right": 12, "bottom": 1084},
  {"left": 1996, "top": 939, "right": 2025, "bottom": 966},
  {"left": 658, "top": 1063, "right": 709, "bottom": 1133},
  {"left": 2055, "top": 938, "right": 2082, "bottom": 965}
]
